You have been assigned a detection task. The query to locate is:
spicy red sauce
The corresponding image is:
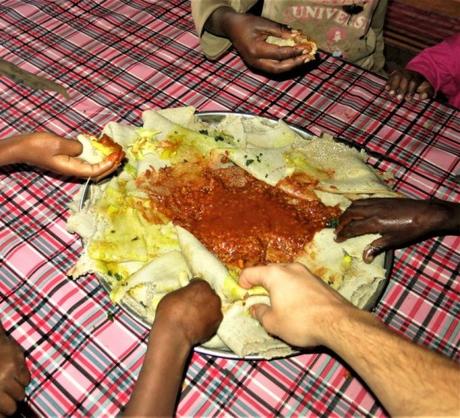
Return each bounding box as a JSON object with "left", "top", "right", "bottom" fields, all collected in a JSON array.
[{"left": 138, "top": 163, "right": 340, "bottom": 268}]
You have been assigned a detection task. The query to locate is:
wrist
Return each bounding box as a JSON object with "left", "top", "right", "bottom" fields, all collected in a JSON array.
[
  {"left": 428, "top": 200, "right": 460, "bottom": 235},
  {"left": 205, "top": 6, "right": 239, "bottom": 39},
  {"left": 146, "top": 320, "right": 192, "bottom": 358},
  {"left": 314, "top": 304, "right": 370, "bottom": 348},
  {"left": 0, "top": 135, "right": 24, "bottom": 166}
]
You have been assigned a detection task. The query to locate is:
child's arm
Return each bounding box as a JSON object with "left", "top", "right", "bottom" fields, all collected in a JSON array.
[
  {"left": 124, "top": 280, "right": 222, "bottom": 417},
  {"left": 0, "top": 323, "right": 31, "bottom": 417},
  {"left": 0, "top": 132, "right": 118, "bottom": 180}
]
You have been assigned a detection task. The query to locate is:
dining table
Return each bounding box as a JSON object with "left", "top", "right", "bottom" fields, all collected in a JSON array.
[{"left": 1, "top": 1, "right": 459, "bottom": 417}]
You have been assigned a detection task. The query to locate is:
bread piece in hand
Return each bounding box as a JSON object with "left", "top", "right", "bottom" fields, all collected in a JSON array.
[
  {"left": 77, "top": 133, "right": 125, "bottom": 166},
  {"left": 266, "top": 30, "right": 317, "bottom": 63}
]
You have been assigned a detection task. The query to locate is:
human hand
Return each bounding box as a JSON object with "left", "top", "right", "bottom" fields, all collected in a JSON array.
[
  {"left": 239, "top": 263, "right": 352, "bottom": 348},
  {"left": 154, "top": 279, "right": 223, "bottom": 346},
  {"left": 335, "top": 198, "right": 457, "bottom": 262},
  {"left": 385, "top": 69, "right": 434, "bottom": 101},
  {"left": 0, "top": 332, "right": 31, "bottom": 416},
  {"left": 219, "top": 10, "right": 309, "bottom": 74},
  {"left": 11, "top": 132, "right": 119, "bottom": 181}
]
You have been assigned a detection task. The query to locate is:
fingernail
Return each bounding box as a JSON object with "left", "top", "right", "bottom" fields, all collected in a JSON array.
[
  {"left": 420, "top": 93, "right": 428, "bottom": 100},
  {"left": 389, "top": 90, "right": 395, "bottom": 96},
  {"left": 396, "top": 94, "right": 403, "bottom": 100}
]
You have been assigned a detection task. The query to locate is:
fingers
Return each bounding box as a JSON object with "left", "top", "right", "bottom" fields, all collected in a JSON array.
[
  {"left": 416, "top": 80, "right": 434, "bottom": 100},
  {"left": 5, "top": 380, "right": 25, "bottom": 402},
  {"left": 386, "top": 71, "right": 401, "bottom": 95},
  {"left": 255, "top": 54, "right": 309, "bottom": 74},
  {"left": 406, "top": 78, "right": 419, "bottom": 98},
  {"left": 15, "top": 363, "right": 31, "bottom": 387},
  {"left": 335, "top": 217, "right": 380, "bottom": 242},
  {"left": 0, "top": 392, "right": 17, "bottom": 416},
  {"left": 256, "top": 43, "right": 305, "bottom": 61},
  {"left": 51, "top": 156, "right": 116, "bottom": 179},
  {"left": 386, "top": 69, "right": 434, "bottom": 102},
  {"left": 239, "top": 265, "right": 272, "bottom": 290},
  {"left": 396, "top": 75, "right": 409, "bottom": 100}
]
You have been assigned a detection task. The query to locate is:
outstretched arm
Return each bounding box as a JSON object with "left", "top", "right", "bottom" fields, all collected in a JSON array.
[
  {"left": 0, "top": 132, "right": 118, "bottom": 180},
  {"left": 124, "top": 280, "right": 222, "bottom": 417},
  {"left": 335, "top": 198, "right": 460, "bottom": 262},
  {"left": 239, "top": 264, "right": 460, "bottom": 417}
]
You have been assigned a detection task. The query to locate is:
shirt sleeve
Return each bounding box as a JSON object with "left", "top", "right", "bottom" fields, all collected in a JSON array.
[
  {"left": 191, "top": 0, "right": 257, "bottom": 60},
  {"left": 406, "top": 34, "right": 460, "bottom": 101}
]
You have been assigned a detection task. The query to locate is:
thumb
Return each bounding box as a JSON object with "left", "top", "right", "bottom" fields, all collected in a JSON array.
[
  {"left": 57, "top": 138, "right": 84, "bottom": 157},
  {"left": 363, "top": 236, "right": 390, "bottom": 263},
  {"left": 250, "top": 303, "right": 274, "bottom": 331}
]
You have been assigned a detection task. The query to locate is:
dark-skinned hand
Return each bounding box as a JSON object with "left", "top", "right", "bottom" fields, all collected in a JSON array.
[
  {"left": 335, "top": 198, "right": 459, "bottom": 263},
  {"left": 215, "top": 9, "right": 309, "bottom": 74},
  {"left": 385, "top": 69, "right": 434, "bottom": 101},
  {"left": 154, "top": 279, "right": 223, "bottom": 346},
  {"left": 0, "top": 332, "right": 31, "bottom": 417}
]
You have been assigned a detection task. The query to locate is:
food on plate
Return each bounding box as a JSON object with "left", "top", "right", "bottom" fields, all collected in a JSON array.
[
  {"left": 67, "top": 107, "right": 398, "bottom": 358},
  {"left": 266, "top": 30, "right": 318, "bottom": 62}
]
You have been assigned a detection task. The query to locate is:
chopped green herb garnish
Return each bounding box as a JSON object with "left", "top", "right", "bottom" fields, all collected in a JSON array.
[
  {"left": 214, "top": 135, "right": 225, "bottom": 142},
  {"left": 245, "top": 159, "right": 254, "bottom": 166},
  {"left": 131, "top": 236, "right": 139, "bottom": 241},
  {"left": 107, "top": 312, "right": 115, "bottom": 321},
  {"left": 326, "top": 218, "right": 339, "bottom": 228},
  {"left": 199, "top": 129, "right": 208, "bottom": 135},
  {"left": 114, "top": 273, "right": 123, "bottom": 281}
]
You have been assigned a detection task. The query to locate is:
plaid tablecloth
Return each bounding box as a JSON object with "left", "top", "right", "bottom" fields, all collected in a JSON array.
[{"left": 1, "top": 1, "right": 459, "bottom": 417}]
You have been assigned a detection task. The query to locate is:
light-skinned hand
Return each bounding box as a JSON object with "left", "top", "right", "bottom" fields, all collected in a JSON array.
[{"left": 239, "top": 263, "right": 352, "bottom": 347}]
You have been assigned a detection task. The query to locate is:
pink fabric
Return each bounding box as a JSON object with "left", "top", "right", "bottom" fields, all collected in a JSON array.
[{"left": 406, "top": 34, "right": 460, "bottom": 109}]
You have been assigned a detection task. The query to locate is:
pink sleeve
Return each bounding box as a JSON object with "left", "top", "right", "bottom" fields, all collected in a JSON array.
[{"left": 406, "top": 34, "right": 460, "bottom": 103}]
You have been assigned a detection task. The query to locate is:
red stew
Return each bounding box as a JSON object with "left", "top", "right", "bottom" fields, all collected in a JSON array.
[{"left": 139, "top": 163, "right": 340, "bottom": 268}]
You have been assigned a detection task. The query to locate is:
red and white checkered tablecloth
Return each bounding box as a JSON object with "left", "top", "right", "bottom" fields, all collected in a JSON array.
[{"left": 0, "top": 1, "right": 459, "bottom": 417}]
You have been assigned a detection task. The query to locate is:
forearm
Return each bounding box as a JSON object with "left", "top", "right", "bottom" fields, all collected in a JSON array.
[
  {"left": 322, "top": 309, "right": 460, "bottom": 416},
  {"left": 0, "top": 135, "right": 23, "bottom": 166},
  {"left": 439, "top": 201, "right": 460, "bottom": 233},
  {"left": 428, "top": 200, "right": 460, "bottom": 235},
  {"left": 124, "top": 324, "right": 192, "bottom": 417}
]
